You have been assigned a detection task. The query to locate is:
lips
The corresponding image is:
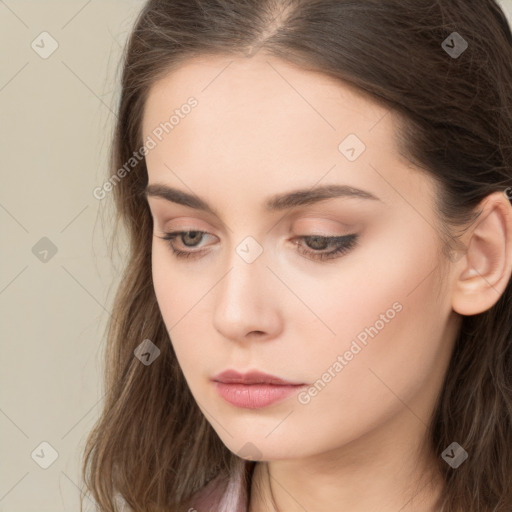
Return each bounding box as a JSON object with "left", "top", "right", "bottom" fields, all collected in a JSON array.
[
  {"left": 212, "top": 369, "right": 304, "bottom": 386},
  {"left": 211, "top": 369, "right": 307, "bottom": 409}
]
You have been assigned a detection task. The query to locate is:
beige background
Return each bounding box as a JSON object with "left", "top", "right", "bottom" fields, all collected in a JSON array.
[{"left": 1, "top": 1, "right": 511, "bottom": 510}]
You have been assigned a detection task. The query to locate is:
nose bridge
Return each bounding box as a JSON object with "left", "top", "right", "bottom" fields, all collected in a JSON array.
[
  {"left": 218, "top": 234, "right": 269, "bottom": 313},
  {"left": 212, "top": 234, "right": 281, "bottom": 339}
]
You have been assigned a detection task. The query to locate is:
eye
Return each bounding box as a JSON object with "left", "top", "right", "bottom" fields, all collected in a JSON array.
[
  {"left": 293, "top": 234, "right": 359, "bottom": 262},
  {"left": 157, "top": 230, "right": 212, "bottom": 259},
  {"left": 155, "top": 230, "right": 359, "bottom": 262}
]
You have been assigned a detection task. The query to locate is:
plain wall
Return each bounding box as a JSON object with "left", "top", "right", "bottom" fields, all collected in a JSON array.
[{"left": 1, "top": 1, "right": 511, "bottom": 510}]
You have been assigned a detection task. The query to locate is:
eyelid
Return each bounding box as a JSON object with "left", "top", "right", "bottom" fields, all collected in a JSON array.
[
  {"left": 294, "top": 217, "right": 359, "bottom": 234},
  {"left": 156, "top": 218, "right": 213, "bottom": 235},
  {"left": 157, "top": 215, "right": 356, "bottom": 234}
]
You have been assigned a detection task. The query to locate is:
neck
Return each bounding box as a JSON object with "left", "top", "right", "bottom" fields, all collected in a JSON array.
[{"left": 248, "top": 411, "right": 444, "bottom": 512}]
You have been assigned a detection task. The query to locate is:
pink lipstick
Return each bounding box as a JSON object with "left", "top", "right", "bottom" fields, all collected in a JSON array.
[{"left": 211, "top": 369, "right": 306, "bottom": 409}]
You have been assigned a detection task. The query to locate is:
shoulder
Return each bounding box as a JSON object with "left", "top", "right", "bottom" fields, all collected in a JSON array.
[
  {"left": 187, "top": 473, "right": 230, "bottom": 511},
  {"left": 186, "top": 462, "right": 255, "bottom": 512}
]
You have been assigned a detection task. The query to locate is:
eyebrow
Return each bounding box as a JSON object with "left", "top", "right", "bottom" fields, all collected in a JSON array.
[{"left": 144, "top": 182, "right": 381, "bottom": 216}]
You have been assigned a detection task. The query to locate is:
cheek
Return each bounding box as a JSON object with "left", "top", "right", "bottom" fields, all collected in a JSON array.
[
  {"left": 152, "top": 245, "right": 178, "bottom": 322},
  {"left": 279, "top": 221, "right": 442, "bottom": 358},
  {"left": 290, "top": 229, "right": 451, "bottom": 438},
  {"left": 151, "top": 244, "right": 202, "bottom": 364},
  {"left": 152, "top": 241, "right": 210, "bottom": 319}
]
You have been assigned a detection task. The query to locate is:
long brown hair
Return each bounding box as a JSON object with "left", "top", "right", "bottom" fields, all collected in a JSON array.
[{"left": 81, "top": 1, "right": 512, "bottom": 511}]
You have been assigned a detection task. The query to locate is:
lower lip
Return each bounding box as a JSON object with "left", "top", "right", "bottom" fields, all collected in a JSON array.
[{"left": 213, "top": 382, "right": 306, "bottom": 409}]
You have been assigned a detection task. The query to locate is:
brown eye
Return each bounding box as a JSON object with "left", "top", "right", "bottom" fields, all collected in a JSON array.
[
  {"left": 157, "top": 230, "right": 212, "bottom": 259},
  {"left": 294, "top": 234, "right": 359, "bottom": 262},
  {"left": 156, "top": 231, "right": 359, "bottom": 262}
]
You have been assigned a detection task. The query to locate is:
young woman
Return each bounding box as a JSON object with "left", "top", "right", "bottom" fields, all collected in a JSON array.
[{"left": 81, "top": 1, "right": 512, "bottom": 511}]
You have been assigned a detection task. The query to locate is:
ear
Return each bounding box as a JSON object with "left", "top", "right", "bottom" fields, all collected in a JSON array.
[{"left": 451, "top": 191, "right": 512, "bottom": 316}]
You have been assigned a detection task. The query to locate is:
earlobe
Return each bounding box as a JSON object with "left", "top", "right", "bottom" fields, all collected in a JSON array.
[{"left": 451, "top": 191, "right": 512, "bottom": 316}]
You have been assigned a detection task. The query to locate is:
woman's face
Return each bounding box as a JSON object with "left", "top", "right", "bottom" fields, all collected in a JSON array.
[{"left": 142, "top": 53, "right": 461, "bottom": 461}]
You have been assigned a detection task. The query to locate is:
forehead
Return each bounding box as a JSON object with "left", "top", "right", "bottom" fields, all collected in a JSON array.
[
  {"left": 141, "top": 52, "right": 393, "bottom": 147},
  {"left": 140, "top": 53, "right": 421, "bottom": 210}
]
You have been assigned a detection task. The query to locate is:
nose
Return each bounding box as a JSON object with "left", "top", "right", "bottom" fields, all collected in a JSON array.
[{"left": 212, "top": 246, "right": 283, "bottom": 343}]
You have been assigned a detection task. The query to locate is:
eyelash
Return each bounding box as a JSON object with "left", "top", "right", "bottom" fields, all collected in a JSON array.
[{"left": 157, "top": 230, "right": 359, "bottom": 262}]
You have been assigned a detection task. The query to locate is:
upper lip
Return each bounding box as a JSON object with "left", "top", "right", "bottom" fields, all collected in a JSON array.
[{"left": 212, "top": 369, "right": 304, "bottom": 386}]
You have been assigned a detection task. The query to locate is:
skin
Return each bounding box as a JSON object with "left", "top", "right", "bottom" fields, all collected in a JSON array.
[{"left": 141, "top": 52, "right": 512, "bottom": 512}]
